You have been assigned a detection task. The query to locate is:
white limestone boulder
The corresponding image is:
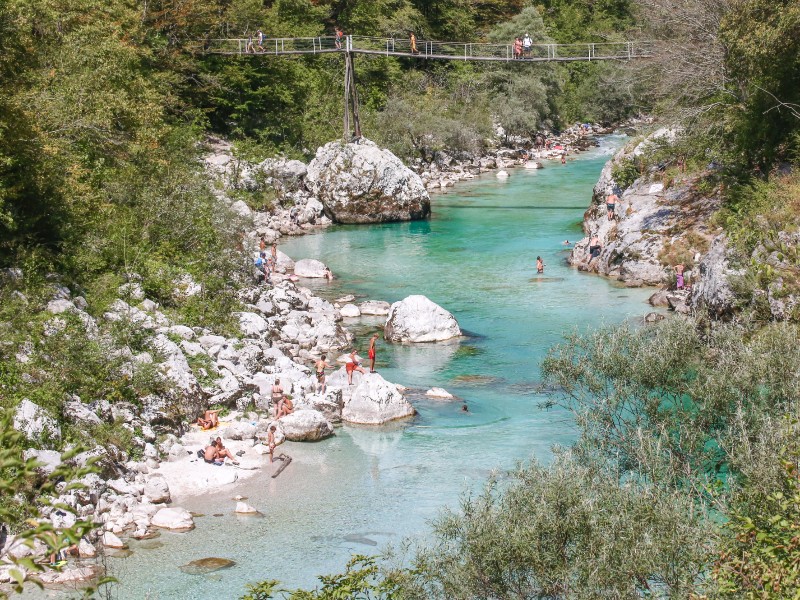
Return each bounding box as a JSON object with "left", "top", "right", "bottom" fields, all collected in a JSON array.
[
  {"left": 235, "top": 311, "right": 270, "bottom": 337},
  {"left": 13, "top": 399, "right": 61, "bottom": 443},
  {"left": 339, "top": 303, "right": 361, "bottom": 318},
  {"left": 143, "top": 476, "right": 171, "bottom": 504},
  {"left": 151, "top": 507, "right": 194, "bottom": 530},
  {"left": 278, "top": 409, "right": 334, "bottom": 441},
  {"left": 342, "top": 373, "right": 415, "bottom": 425},
  {"left": 359, "top": 300, "right": 391, "bottom": 315},
  {"left": 306, "top": 138, "right": 430, "bottom": 224},
  {"left": 384, "top": 295, "right": 461, "bottom": 343},
  {"left": 294, "top": 259, "right": 329, "bottom": 278},
  {"left": 426, "top": 387, "right": 455, "bottom": 400}
]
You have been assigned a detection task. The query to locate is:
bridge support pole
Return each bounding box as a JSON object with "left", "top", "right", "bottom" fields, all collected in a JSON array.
[{"left": 343, "top": 46, "right": 362, "bottom": 140}]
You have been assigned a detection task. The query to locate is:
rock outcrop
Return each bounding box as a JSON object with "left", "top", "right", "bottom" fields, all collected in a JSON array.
[
  {"left": 690, "top": 235, "right": 741, "bottom": 318},
  {"left": 384, "top": 295, "right": 461, "bottom": 343},
  {"left": 339, "top": 372, "right": 415, "bottom": 425},
  {"left": 306, "top": 138, "right": 431, "bottom": 224},
  {"left": 570, "top": 134, "right": 721, "bottom": 287}
]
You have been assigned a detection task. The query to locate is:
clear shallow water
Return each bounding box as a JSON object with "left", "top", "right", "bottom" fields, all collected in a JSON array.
[{"left": 59, "top": 137, "right": 655, "bottom": 599}]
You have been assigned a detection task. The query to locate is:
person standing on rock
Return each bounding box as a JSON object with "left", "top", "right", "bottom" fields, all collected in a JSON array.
[
  {"left": 675, "top": 263, "right": 685, "bottom": 290},
  {"left": 589, "top": 235, "right": 601, "bottom": 259},
  {"left": 267, "top": 425, "right": 277, "bottom": 464},
  {"left": 346, "top": 349, "right": 367, "bottom": 385},
  {"left": 606, "top": 192, "right": 619, "bottom": 221},
  {"left": 270, "top": 243, "right": 278, "bottom": 268},
  {"left": 368, "top": 333, "right": 379, "bottom": 373},
  {"left": 271, "top": 379, "right": 284, "bottom": 415},
  {"left": 315, "top": 354, "right": 332, "bottom": 393}
]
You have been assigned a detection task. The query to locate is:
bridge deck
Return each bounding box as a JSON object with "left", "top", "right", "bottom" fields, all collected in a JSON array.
[{"left": 199, "top": 35, "right": 653, "bottom": 63}]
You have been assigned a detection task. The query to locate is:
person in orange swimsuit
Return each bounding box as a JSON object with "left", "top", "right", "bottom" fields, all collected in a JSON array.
[
  {"left": 346, "top": 349, "right": 367, "bottom": 385},
  {"left": 368, "top": 334, "right": 379, "bottom": 373}
]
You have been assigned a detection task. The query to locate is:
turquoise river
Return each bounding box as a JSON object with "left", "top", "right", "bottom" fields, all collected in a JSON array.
[{"left": 49, "top": 136, "right": 658, "bottom": 599}]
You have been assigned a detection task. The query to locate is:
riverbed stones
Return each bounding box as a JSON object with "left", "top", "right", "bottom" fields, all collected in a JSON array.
[
  {"left": 180, "top": 557, "right": 236, "bottom": 575},
  {"left": 151, "top": 507, "right": 195, "bottom": 531},
  {"left": 293, "top": 258, "right": 329, "bottom": 278},
  {"left": 384, "top": 295, "right": 461, "bottom": 343},
  {"left": 359, "top": 300, "right": 390, "bottom": 316},
  {"left": 102, "top": 532, "right": 127, "bottom": 549},
  {"left": 425, "top": 387, "right": 455, "bottom": 400},
  {"left": 306, "top": 138, "right": 430, "bottom": 224},
  {"left": 278, "top": 409, "right": 334, "bottom": 441},
  {"left": 234, "top": 502, "right": 259, "bottom": 515},
  {"left": 342, "top": 373, "right": 415, "bottom": 425}
]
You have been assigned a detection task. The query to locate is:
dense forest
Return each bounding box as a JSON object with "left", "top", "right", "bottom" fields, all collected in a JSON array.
[{"left": 1, "top": 0, "right": 800, "bottom": 596}]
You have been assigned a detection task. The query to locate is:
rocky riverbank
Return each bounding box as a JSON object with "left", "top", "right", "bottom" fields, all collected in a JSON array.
[
  {"left": 1, "top": 136, "right": 465, "bottom": 591},
  {"left": 568, "top": 128, "right": 727, "bottom": 314}
]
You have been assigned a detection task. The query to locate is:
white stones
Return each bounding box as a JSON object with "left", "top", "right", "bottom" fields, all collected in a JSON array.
[
  {"left": 425, "top": 387, "right": 455, "bottom": 400},
  {"left": 143, "top": 476, "right": 171, "bottom": 504},
  {"left": 306, "top": 138, "right": 430, "bottom": 224},
  {"left": 46, "top": 298, "right": 76, "bottom": 314},
  {"left": 78, "top": 538, "right": 97, "bottom": 558},
  {"left": 102, "top": 532, "right": 127, "bottom": 549},
  {"left": 222, "top": 421, "right": 258, "bottom": 441},
  {"left": 339, "top": 303, "right": 361, "bottom": 318},
  {"left": 231, "top": 200, "right": 253, "bottom": 217},
  {"left": 496, "top": 170, "right": 509, "bottom": 179},
  {"left": 279, "top": 409, "right": 334, "bottom": 441},
  {"left": 235, "top": 311, "right": 270, "bottom": 337},
  {"left": 151, "top": 507, "right": 195, "bottom": 530},
  {"left": 294, "top": 258, "right": 330, "bottom": 278},
  {"left": 63, "top": 399, "right": 103, "bottom": 426},
  {"left": 23, "top": 449, "right": 61, "bottom": 474},
  {"left": 384, "top": 295, "right": 461, "bottom": 343},
  {"left": 235, "top": 502, "right": 259, "bottom": 515},
  {"left": 342, "top": 373, "right": 415, "bottom": 425},
  {"left": 358, "top": 300, "right": 391, "bottom": 316},
  {"left": 13, "top": 399, "right": 61, "bottom": 443}
]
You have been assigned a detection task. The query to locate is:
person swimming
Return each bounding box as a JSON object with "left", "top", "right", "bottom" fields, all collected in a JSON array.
[{"left": 536, "top": 256, "right": 545, "bottom": 274}]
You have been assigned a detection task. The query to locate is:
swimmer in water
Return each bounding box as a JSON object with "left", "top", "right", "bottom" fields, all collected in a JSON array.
[
  {"left": 536, "top": 256, "right": 545, "bottom": 274},
  {"left": 562, "top": 240, "right": 571, "bottom": 245}
]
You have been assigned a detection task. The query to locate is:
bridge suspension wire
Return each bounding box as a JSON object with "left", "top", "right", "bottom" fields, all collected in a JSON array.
[{"left": 197, "top": 35, "right": 654, "bottom": 63}]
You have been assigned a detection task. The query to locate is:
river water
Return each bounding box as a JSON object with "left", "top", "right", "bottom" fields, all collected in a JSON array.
[{"left": 51, "top": 136, "right": 656, "bottom": 599}]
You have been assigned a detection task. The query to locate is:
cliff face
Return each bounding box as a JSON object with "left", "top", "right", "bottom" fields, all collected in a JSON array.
[{"left": 570, "top": 138, "right": 722, "bottom": 289}]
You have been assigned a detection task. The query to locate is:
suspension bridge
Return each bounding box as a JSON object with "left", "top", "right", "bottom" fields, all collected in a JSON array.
[
  {"left": 197, "top": 35, "right": 652, "bottom": 138},
  {"left": 200, "top": 35, "right": 653, "bottom": 63}
]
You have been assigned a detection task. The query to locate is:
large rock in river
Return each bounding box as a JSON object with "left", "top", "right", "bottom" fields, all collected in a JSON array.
[
  {"left": 384, "top": 295, "right": 461, "bottom": 343},
  {"left": 342, "top": 373, "right": 415, "bottom": 425},
  {"left": 306, "top": 138, "right": 430, "bottom": 224}
]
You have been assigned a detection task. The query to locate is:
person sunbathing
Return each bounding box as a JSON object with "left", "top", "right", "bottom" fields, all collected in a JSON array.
[
  {"left": 276, "top": 396, "right": 294, "bottom": 419},
  {"left": 203, "top": 441, "right": 224, "bottom": 465},
  {"left": 214, "top": 437, "right": 239, "bottom": 464},
  {"left": 196, "top": 409, "right": 219, "bottom": 430}
]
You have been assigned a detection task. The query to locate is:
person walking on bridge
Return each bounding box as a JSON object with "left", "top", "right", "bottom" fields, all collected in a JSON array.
[
  {"left": 335, "top": 26, "right": 343, "bottom": 50},
  {"left": 410, "top": 31, "right": 418, "bottom": 55},
  {"left": 523, "top": 33, "right": 532, "bottom": 58},
  {"left": 256, "top": 29, "right": 264, "bottom": 52}
]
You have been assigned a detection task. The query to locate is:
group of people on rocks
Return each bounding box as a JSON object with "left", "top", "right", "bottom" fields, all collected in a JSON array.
[{"left": 255, "top": 238, "right": 279, "bottom": 283}]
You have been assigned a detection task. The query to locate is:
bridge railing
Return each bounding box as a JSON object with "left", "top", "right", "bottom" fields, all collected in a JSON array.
[
  {"left": 201, "top": 36, "right": 341, "bottom": 55},
  {"left": 197, "top": 36, "right": 654, "bottom": 61}
]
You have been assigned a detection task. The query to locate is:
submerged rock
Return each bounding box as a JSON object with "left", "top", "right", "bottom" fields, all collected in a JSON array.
[
  {"left": 384, "top": 295, "right": 461, "bottom": 343},
  {"left": 425, "top": 387, "right": 455, "bottom": 400},
  {"left": 235, "top": 502, "right": 259, "bottom": 515},
  {"left": 306, "top": 138, "right": 430, "bottom": 224},
  {"left": 179, "top": 557, "right": 236, "bottom": 575}
]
